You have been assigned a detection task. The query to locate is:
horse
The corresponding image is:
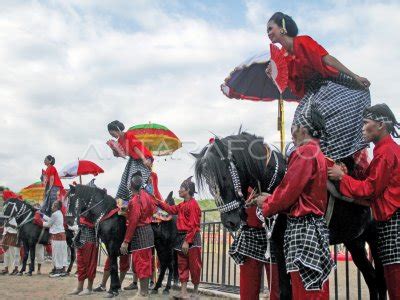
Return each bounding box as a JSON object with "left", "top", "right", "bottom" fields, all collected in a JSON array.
[
  {"left": 2, "top": 198, "right": 76, "bottom": 276},
  {"left": 193, "top": 132, "right": 386, "bottom": 300},
  {"left": 67, "top": 184, "right": 180, "bottom": 296},
  {"left": 151, "top": 191, "right": 179, "bottom": 295}
]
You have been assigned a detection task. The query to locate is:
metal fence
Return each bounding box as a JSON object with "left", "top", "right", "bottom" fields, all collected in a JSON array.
[{"left": 200, "top": 208, "right": 366, "bottom": 299}]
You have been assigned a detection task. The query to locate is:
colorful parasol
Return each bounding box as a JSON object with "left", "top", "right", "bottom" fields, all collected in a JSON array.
[
  {"left": 19, "top": 181, "right": 45, "bottom": 203},
  {"left": 128, "top": 123, "right": 182, "bottom": 156},
  {"left": 59, "top": 160, "right": 104, "bottom": 178},
  {"left": 221, "top": 45, "right": 298, "bottom": 152}
]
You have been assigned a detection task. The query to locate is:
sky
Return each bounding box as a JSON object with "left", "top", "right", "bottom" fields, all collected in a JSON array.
[{"left": 1, "top": 0, "right": 399, "bottom": 198}]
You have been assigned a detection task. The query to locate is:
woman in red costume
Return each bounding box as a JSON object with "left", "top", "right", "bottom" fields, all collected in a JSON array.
[{"left": 267, "top": 12, "right": 371, "bottom": 164}]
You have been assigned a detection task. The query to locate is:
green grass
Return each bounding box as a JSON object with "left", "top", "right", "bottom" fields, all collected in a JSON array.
[{"left": 173, "top": 198, "right": 220, "bottom": 222}]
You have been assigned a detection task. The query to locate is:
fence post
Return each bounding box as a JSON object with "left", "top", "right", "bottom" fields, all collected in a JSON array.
[{"left": 221, "top": 226, "right": 227, "bottom": 285}]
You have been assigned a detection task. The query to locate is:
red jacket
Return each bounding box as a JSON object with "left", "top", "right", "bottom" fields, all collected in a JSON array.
[
  {"left": 282, "top": 35, "right": 339, "bottom": 98},
  {"left": 123, "top": 190, "right": 156, "bottom": 243},
  {"left": 158, "top": 198, "right": 201, "bottom": 243},
  {"left": 340, "top": 135, "right": 400, "bottom": 221},
  {"left": 263, "top": 140, "right": 328, "bottom": 218},
  {"left": 118, "top": 131, "right": 153, "bottom": 160}
]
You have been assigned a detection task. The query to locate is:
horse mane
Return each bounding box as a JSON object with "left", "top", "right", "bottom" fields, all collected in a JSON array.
[
  {"left": 75, "top": 185, "right": 117, "bottom": 212},
  {"left": 195, "top": 132, "right": 268, "bottom": 193},
  {"left": 6, "top": 198, "right": 36, "bottom": 211}
]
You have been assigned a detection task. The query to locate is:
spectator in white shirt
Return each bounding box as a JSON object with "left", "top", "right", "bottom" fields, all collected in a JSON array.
[{"left": 43, "top": 201, "right": 68, "bottom": 277}]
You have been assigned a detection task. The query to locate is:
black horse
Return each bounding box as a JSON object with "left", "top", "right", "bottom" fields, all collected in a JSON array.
[
  {"left": 193, "top": 132, "right": 386, "bottom": 300},
  {"left": 151, "top": 191, "right": 179, "bottom": 295},
  {"left": 67, "top": 184, "right": 180, "bottom": 296},
  {"left": 2, "top": 198, "right": 75, "bottom": 276}
]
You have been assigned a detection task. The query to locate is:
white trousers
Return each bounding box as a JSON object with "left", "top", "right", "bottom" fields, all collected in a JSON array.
[
  {"left": 51, "top": 240, "right": 68, "bottom": 269},
  {"left": 3, "top": 246, "right": 20, "bottom": 269}
]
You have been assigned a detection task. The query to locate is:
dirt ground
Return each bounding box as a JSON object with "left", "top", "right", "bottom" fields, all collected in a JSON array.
[{"left": 0, "top": 262, "right": 223, "bottom": 300}]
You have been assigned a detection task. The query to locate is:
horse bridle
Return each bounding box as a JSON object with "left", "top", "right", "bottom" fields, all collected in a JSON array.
[
  {"left": 3, "top": 201, "right": 34, "bottom": 228},
  {"left": 210, "top": 147, "right": 280, "bottom": 215}
]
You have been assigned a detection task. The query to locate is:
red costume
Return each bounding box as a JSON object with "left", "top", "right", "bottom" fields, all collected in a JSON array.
[
  {"left": 339, "top": 135, "right": 400, "bottom": 299},
  {"left": 282, "top": 35, "right": 338, "bottom": 98},
  {"left": 76, "top": 217, "right": 98, "bottom": 282},
  {"left": 238, "top": 206, "right": 280, "bottom": 300},
  {"left": 263, "top": 141, "right": 328, "bottom": 218},
  {"left": 44, "top": 165, "right": 64, "bottom": 188},
  {"left": 124, "top": 190, "right": 156, "bottom": 279},
  {"left": 118, "top": 131, "right": 153, "bottom": 160},
  {"left": 263, "top": 140, "right": 332, "bottom": 299},
  {"left": 158, "top": 198, "right": 202, "bottom": 285}
]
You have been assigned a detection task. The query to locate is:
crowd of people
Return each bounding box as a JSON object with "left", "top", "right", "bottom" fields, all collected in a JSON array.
[{"left": 1, "top": 10, "right": 400, "bottom": 300}]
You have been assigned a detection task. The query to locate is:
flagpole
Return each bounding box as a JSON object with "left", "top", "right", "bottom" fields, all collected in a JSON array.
[{"left": 277, "top": 95, "right": 285, "bottom": 153}]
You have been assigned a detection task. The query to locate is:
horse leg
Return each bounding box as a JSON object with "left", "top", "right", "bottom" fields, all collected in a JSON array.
[
  {"left": 274, "top": 237, "right": 292, "bottom": 300},
  {"left": 68, "top": 245, "right": 75, "bottom": 274},
  {"left": 344, "top": 238, "right": 379, "bottom": 300},
  {"left": 163, "top": 263, "right": 174, "bottom": 294},
  {"left": 172, "top": 250, "right": 179, "bottom": 288},
  {"left": 109, "top": 254, "right": 120, "bottom": 295},
  {"left": 365, "top": 226, "right": 387, "bottom": 299},
  {"left": 19, "top": 242, "right": 29, "bottom": 275},
  {"left": 28, "top": 244, "right": 36, "bottom": 275}
]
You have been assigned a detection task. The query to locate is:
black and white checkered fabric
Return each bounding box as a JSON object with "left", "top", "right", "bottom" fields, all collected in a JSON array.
[
  {"left": 130, "top": 224, "right": 154, "bottom": 252},
  {"left": 285, "top": 215, "right": 334, "bottom": 291},
  {"left": 376, "top": 210, "right": 400, "bottom": 266},
  {"left": 116, "top": 158, "right": 151, "bottom": 202},
  {"left": 293, "top": 73, "right": 370, "bottom": 160},
  {"left": 73, "top": 225, "right": 97, "bottom": 248},
  {"left": 174, "top": 231, "right": 202, "bottom": 252},
  {"left": 229, "top": 226, "right": 277, "bottom": 265}
]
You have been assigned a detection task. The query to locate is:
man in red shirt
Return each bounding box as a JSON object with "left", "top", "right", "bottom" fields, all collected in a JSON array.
[
  {"left": 252, "top": 111, "right": 333, "bottom": 299},
  {"left": 155, "top": 177, "right": 202, "bottom": 299},
  {"left": 120, "top": 172, "right": 156, "bottom": 298},
  {"left": 68, "top": 215, "right": 98, "bottom": 296},
  {"left": 328, "top": 103, "right": 400, "bottom": 299}
]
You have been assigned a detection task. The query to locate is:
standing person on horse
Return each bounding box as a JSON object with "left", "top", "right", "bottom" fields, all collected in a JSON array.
[
  {"left": 68, "top": 203, "right": 98, "bottom": 295},
  {"left": 95, "top": 120, "right": 154, "bottom": 293},
  {"left": 41, "top": 155, "right": 64, "bottom": 217},
  {"left": 267, "top": 12, "right": 371, "bottom": 165},
  {"left": 253, "top": 111, "right": 334, "bottom": 299},
  {"left": 154, "top": 177, "right": 202, "bottom": 299},
  {"left": 120, "top": 172, "right": 156, "bottom": 299},
  {"left": 0, "top": 188, "right": 22, "bottom": 276},
  {"left": 328, "top": 103, "right": 400, "bottom": 299}
]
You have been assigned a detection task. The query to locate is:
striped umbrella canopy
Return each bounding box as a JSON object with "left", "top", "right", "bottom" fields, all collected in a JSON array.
[
  {"left": 60, "top": 160, "right": 104, "bottom": 178},
  {"left": 128, "top": 123, "right": 182, "bottom": 156},
  {"left": 19, "top": 181, "right": 45, "bottom": 204}
]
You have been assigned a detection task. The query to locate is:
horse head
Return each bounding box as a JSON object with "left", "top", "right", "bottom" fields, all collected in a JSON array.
[
  {"left": 66, "top": 184, "right": 116, "bottom": 225},
  {"left": 194, "top": 132, "right": 272, "bottom": 231},
  {"left": 2, "top": 198, "right": 35, "bottom": 225},
  {"left": 165, "top": 191, "right": 176, "bottom": 206}
]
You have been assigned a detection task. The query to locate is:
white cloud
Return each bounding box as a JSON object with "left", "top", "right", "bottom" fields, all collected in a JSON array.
[{"left": 0, "top": 0, "right": 399, "bottom": 199}]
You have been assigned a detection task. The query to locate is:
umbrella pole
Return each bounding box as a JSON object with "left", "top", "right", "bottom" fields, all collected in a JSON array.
[
  {"left": 79, "top": 175, "right": 82, "bottom": 184},
  {"left": 277, "top": 95, "right": 285, "bottom": 153}
]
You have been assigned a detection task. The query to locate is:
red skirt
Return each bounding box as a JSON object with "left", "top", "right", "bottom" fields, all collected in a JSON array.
[
  {"left": 51, "top": 232, "right": 66, "bottom": 241},
  {"left": 2, "top": 233, "right": 18, "bottom": 247}
]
